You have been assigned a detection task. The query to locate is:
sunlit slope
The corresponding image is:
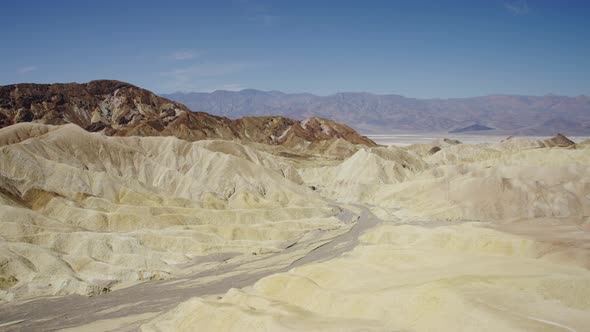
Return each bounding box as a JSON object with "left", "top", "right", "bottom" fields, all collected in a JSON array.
[
  {"left": 0, "top": 123, "right": 341, "bottom": 300},
  {"left": 2, "top": 123, "right": 589, "bottom": 331},
  {"left": 299, "top": 145, "right": 427, "bottom": 202},
  {"left": 143, "top": 135, "right": 590, "bottom": 332},
  {"left": 143, "top": 223, "right": 590, "bottom": 332},
  {"left": 376, "top": 146, "right": 590, "bottom": 221},
  {"left": 301, "top": 137, "right": 590, "bottom": 221}
]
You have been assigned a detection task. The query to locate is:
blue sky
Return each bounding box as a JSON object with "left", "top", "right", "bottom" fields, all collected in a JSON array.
[{"left": 1, "top": 0, "right": 589, "bottom": 97}]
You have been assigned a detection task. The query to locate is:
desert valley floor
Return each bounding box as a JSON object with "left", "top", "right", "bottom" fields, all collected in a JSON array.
[{"left": 0, "top": 122, "right": 589, "bottom": 331}]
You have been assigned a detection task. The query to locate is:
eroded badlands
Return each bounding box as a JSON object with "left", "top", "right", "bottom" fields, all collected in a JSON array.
[{"left": 0, "top": 123, "right": 589, "bottom": 331}]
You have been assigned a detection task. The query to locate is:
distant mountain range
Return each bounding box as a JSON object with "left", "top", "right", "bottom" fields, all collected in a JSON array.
[{"left": 163, "top": 90, "right": 590, "bottom": 135}]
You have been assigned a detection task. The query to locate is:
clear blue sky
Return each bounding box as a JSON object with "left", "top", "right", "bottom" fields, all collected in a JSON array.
[{"left": 1, "top": 0, "right": 589, "bottom": 97}]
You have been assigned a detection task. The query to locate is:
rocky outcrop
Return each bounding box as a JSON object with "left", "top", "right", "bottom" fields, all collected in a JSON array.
[
  {"left": 0, "top": 80, "right": 375, "bottom": 147},
  {"left": 428, "top": 146, "right": 442, "bottom": 155},
  {"left": 543, "top": 133, "right": 575, "bottom": 147},
  {"left": 232, "top": 116, "right": 375, "bottom": 146}
]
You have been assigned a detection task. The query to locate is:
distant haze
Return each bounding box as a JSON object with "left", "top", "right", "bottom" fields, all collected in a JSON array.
[{"left": 163, "top": 90, "right": 590, "bottom": 135}]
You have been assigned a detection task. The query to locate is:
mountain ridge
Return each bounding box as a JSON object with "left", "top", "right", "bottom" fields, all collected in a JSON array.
[
  {"left": 168, "top": 88, "right": 589, "bottom": 99},
  {"left": 163, "top": 89, "right": 590, "bottom": 135}
]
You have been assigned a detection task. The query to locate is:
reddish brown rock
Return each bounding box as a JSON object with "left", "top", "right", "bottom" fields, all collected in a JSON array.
[{"left": 0, "top": 80, "right": 375, "bottom": 147}]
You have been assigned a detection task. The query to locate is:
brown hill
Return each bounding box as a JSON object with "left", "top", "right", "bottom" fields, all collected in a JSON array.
[
  {"left": 543, "top": 133, "right": 576, "bottom": 147},
  {"left": 0, "top": 80, "right": 375, "bottom": 147}
]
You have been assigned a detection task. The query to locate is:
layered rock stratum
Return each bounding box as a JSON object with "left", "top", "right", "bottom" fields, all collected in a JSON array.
[{"left": 0, "top": 81, "right": 589, "bottom": 332}]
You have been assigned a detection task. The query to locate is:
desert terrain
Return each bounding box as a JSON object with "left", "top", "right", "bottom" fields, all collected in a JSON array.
[
  {"left": 0, "top": 82, "right": 589, "bottom": 331},
  {"left": 367, "top": 132, "right": 590, "bottom": 146}
]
